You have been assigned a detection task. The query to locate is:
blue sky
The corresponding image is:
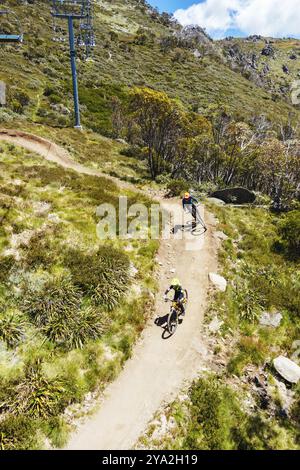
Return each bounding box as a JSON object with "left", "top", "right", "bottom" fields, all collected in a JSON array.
[
  {"left": 148, "top": 0, "right": 300, "bottom": 39},
  {"left": 148, "top": 1, "right": 195, "bottom": 12}
]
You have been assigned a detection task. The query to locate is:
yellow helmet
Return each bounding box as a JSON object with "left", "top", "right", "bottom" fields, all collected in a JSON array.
[
  {"left": 171, "top": 278, "right": 181, "bottom": 287},
  {"left": 184, "top": 192, "right": 190, "bottom": 199}
]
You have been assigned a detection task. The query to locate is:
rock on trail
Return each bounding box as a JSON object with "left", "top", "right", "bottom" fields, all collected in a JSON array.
[{"left": 209, "top": 272, "right": 227, "bottom": 292}]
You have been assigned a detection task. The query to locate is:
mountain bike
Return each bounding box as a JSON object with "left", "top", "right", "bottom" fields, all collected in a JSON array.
[
  {"left": 165, "top": 290, "right": 188, "bottom": 336},
  {"left": 184, "top": 204, "right": 207, "bottom": 232}
]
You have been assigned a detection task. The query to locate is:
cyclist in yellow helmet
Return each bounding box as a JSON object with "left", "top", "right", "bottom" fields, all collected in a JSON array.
[
  {"left": 164, "top": 278, "right": 187, "bottom": 316},
  {"left": 182, "top": 192, "right": 199, "bottom": 229}
]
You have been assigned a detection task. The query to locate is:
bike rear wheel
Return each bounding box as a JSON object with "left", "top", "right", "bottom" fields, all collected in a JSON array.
[{"left": 167, "top": 308, "right": 178, "bottom": 335}]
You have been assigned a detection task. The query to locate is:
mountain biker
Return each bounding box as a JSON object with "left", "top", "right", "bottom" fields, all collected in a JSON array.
[
  {"left": 164, "top": 278, "right": 187, "bottom": 316},
  {"left": 182, "top": 192, "right": 199, "bottom": 229}
]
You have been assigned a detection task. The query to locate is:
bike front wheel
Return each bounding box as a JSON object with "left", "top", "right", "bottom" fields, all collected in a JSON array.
[{"left": 167, "top": 308, "right": 178, "bottom": 335}]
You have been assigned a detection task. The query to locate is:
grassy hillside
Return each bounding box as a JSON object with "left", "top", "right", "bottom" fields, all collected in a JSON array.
[
  {"left": 1, "top": 0, "right": 300, "bottom": 137},
  {"left": 0, "top": 140, "right": 158, "bottom": 449}
]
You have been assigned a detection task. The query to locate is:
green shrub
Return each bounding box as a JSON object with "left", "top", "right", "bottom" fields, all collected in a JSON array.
[
  {"left": 277, "top": 211, "right": 300, "bottom": 259},
  {"left": 23, "top": 276, "right": 109, "bottom": 349},
  {"left": 184, "top": 376, "right": 242, "bottom": 450},
  {"left": 290, "top": 388, "right": 300, "bottom": 431},
  {"left": 280, "top": 268, "right": 300, "bottom": 316},
  {"left": 78, "top": 84, "right": 127, "bottom": 135},
  {"left": 166, "top": 179, "right": 189, "bottom": 197},
  {"left": 23, "top": 230, "right": 60, "bottom": 269},
  {"left": 65, "top": 246, "right": 130, "bottom": 311},
  {"left": 180, "top": 375, "right": 294, "bottom": 450},
  {"left": 0, "top": 310, "right": 26, "bottom": 348},
  {"left": 227, "top": 337, "right": 266, "bottom": 376},
  {"left": 234, "top": 278, "right": 265, "bottom": 322},
  {"left": 43, "top": 416, "right": 69, "bottom": 448},
  {"left": 118, "top": 334, "right": 133, "bottom": 361},
  {"left": 23, "top": 276, "right": 82, "bottom": 329},
  {"left": 45, "top": 306, "right": 110, "bottom": 350},
  {"left": 120, "top": 145, "right": 144, "bottom": 159},
  {"left": 0, "top": 255, "right": 14, "bottom": 283},
  {"left": 43, "top": 85, "right": 55, "bottom": 97},
  {"left": 0, "top": 416, "right": 39, "bottom": 450},
  {"left": 12, "top": 359, "right": 65, "bottom": 418},
  {"left": 48, "top": 94, "right": 61, "bottom": 104},
  {"left": 15, "top": 90, "right": 30, "bottom": 107},
  {"left": 9, "top": 89, "right": 30, "bottom": 114}
]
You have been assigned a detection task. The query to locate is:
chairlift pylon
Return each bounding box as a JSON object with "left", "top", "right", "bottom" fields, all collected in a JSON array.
[{"left": 51, "top": 1, "right": 96, "bottom": 129}]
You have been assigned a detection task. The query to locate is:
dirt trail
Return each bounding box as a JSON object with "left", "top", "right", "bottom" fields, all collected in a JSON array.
[
  {"left": 0, "top": 128, "right": 218, "bottom": 450},
  {"left": 0, "top": 128, "right": 131, "bottom": 189}
]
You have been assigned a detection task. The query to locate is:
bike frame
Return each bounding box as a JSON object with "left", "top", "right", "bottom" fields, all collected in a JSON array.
[{"left": 165, "top": 290, "right": 188, "bottom": 335}]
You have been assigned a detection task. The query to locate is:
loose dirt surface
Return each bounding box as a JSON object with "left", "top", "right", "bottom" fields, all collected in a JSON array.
[{"left": 0, "top": 129, "right": 218, "bottom": 450}]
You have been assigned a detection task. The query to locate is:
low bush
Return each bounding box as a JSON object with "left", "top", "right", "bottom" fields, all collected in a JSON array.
[
  {"left": 181, "top": 375, "right": 295, "bottom": 450},
  {"left": 45, "top": 305, "right": 110, "bottom": 350},
  {"left": 23, "top": 276, "right": 82, "bottom": 329},
  {"left": 23, "top": 230, "right": 60, "bottom": 269},
  {"left": 166, "top": 179, "right": 189, "bottom": 197},
  {"left": 120, "top": 145, "right": 144, "bottom": 159},
  {"left": 64, "top": 246, "right": 130, "bottom": 311},
  {"left": 0, "top": 310, "right": 26, "bottom": 348},
  {"left": 277, "top": 211, "right": 300, "bottom": 259},
  {"left": 9, "top": 359, "right": 66, "bottom": 418},
  {"left": 0, "top": 415, "right": 39, "bottom": 450},
  {"left": 0, "top": 255, "right": 14, "bottom": 284},
  {"left": 183, "top": 376, "right": 242, "bottom": 450},
  {"left": 233, "top": 278, "right": 265, "bottom": 322},
  {"left": 9, "top": 89, "right": 30, "bottom": 114},
  {"left": 23, "top": 276, "right": 110, "bottom": 350},
  {"left": 227, "top": 336, "right": 266, "bottom": 376}
]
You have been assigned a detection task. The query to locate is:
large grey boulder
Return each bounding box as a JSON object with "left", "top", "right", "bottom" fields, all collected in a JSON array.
[
  {"left": 214, "top": 231, "right": 229, "bottom": 241},
  {"left": 273, "top": 356, "right": 300, "bottom": 384},
  {"left": 261, "top": 44, "right": 275, "bottom": 57},
  {"left": 208, "top": 316, "right": 224, "bottom": 333},
  {"left": 211, "top": 187, "right": 256, "bottom": 204},
  {"left": 282, "top": 64, "right": 289, "bottom": 74},
  {"left": 209, "top": 272, "right": 227, "bottom": 292}
]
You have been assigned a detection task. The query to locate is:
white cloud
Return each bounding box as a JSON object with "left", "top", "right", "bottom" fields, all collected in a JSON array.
[{"left": 174, "top": 0, "right": 300, "bottom": 38}]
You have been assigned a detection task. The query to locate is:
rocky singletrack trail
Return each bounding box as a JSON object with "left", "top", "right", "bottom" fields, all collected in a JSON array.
[{"left": 0, "top": 129, "right": 218, "bottom": 450}]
